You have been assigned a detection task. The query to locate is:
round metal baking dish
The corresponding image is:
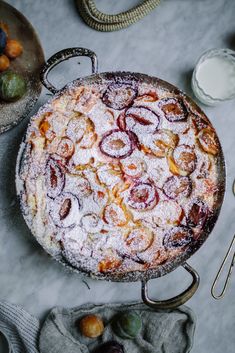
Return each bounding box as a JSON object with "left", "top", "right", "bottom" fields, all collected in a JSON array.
[{"left": 16, "top": 48, "right": 226, "bottom": 309}]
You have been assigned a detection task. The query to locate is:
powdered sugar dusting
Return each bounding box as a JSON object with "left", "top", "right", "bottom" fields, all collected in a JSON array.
[{"left": 16, "top": 73, "right": 222, "bottom": 280}]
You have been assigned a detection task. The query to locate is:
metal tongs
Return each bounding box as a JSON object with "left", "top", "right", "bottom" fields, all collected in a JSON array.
[{"left": 211, "top": 234, "right": 235, "bottom": 299}]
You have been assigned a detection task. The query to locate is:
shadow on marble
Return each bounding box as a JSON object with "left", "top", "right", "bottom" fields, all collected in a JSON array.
[{"left": 224, "top": 32, "right": 235, "bottom": 51}]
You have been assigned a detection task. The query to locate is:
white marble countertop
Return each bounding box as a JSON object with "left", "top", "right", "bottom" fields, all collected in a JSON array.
[{"left": 0, "top": 0, "right": 235, "bottom": 352}]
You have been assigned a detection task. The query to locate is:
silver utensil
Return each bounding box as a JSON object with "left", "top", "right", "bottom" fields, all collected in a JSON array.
[{"left": 211, "top": 234, "right": 235, "bottom": 299}]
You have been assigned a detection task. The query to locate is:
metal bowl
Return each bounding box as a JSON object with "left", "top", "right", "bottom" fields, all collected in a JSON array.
[
  {"left": 0, "top": 0, "right": 44, "bottom": 133},
  {"left": 16, "top": 48, "right": 226, "bottom": 309}
]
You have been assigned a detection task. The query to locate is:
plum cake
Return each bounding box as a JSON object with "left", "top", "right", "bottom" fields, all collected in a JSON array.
[{"left": 16, "top": 75, "right": 222, "bottom": 279}]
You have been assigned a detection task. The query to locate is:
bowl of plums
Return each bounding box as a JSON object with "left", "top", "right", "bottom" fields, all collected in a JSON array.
[
  {"left": 0, "top": 0, "right": 44, "bottom": 133},
  {"left": 16, "top": 47, "right": 226, "bottom": 309}
]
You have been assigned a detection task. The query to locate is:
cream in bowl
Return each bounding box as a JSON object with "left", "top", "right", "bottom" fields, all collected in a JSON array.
[{"left": 192, "top": 49, "right": 235, "bottom": 106}]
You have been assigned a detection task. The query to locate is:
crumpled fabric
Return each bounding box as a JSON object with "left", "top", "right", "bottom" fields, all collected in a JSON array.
[
  {"left": 0, "top": 300, "right": 40, "bottom": 353},
  {"left": 0, "top": 300, "right": 196, "bottom": 353},
  {"left": 39, "top": 302, "right": 196, "bottom": 353}
]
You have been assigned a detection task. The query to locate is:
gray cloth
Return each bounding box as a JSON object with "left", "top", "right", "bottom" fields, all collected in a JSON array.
[
  {"left": 40, "top": 302, "right": 196, "bottom": 353},
  {"left": 0, "top": 300, "right": 40, "bottom": 353}
]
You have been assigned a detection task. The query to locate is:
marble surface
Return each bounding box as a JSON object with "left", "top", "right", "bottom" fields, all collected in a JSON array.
[{"left": 0, "top": 0, "right": 235, "bottom": 352}]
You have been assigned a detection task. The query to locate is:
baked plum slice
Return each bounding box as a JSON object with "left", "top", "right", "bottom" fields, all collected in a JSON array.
[
  {"left": 39, "top": 113, "right": 55, "bottom": 141},
  {"left": 187, "top": 199, "right": 210, "bottom": 228},
  {"left": 191, "top": 113, "right": 208, "bottom": 132},
  {"left": 46, "top": 158, "right": 65, "bottom": 198},
  {"left": 163, "top": 226, "right": 193, "bottom": 249},
  {"left": 102, "top": 83, "right": 137, "bottom": 110},
  {"left": 167, "top": 144, "right": 196, "bottom": 176},
  {"left": 135, "top": 90, "right": 158, "bottom": 102},
  {"left": 93, "top": 187, "right": 108, "bottom": 207},
  {"left": 76, "top": 176, "right": 92, "bottom": 197},
  {"left": 159, "top": 97, "right": 188, "bottom": 122},
  {"left": 198, "top": 128, "right": 219, "bottom": 156},
  {"left": 98, "top": 250, "right": 123, "bottom": 273},
  {"left": 124, "top": 227, "right": 154, "bottom": 254},
  {"left": 163, "top": 175, "right": 192, "bottom": 200},
  {"left": 153, "top": 200, "right": 184, "bottom": 227},
  {"left": 128, "top": 182, "right": 159, "bottom": 210},
  {"left": 125, "top": 106, "right": 160, "bottom": 135},
  {"left": 97, "top": 163, "right": 122, "bottom": 186},
  {"left": 80, "top": 213, "right": 102, "bottom": 233},
  {"left": 66, "top": 113, "right": 95, "bottom": 142},
  {"left": 121, "top": 157, "right": 146, "bottom": 179},
  {"left": 103, "top": 202, "right": 130, "bottom": 227},
  {"left": 99, "top": 129, "right": 136, "bottom": 159},
  {"left": 141, "top": 129, "right": 179, "bottom": 158},
  {"left": 50, "top": 192, "right": 81, "bottom": 228},
  {"left": 56, "top": 137, "right": 74, "bottom": 159}
]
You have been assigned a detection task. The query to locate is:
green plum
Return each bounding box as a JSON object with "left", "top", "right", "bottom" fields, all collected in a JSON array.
[
  {"left": 112, "top": 312, "right": 142, "bottom": 339},
  {"left": 0, "top": 71, "right": 27, "bottom": 101}
]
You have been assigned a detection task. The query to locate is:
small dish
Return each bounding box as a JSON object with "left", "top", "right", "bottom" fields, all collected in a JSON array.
[
  {"left": 0, "top": 0, "right": 45, "bottom": 133},
  {"left": 192, "top": 48, "right": 235, "bottom": 106}
]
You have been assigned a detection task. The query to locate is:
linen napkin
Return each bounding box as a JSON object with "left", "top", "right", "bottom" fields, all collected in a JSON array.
[{"left": 40, "top": 302, "right": 196, "bottom": 353}]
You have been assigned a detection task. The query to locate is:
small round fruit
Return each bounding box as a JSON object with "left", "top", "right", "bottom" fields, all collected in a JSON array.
[
  {"left": 80, "top": 315, "right": 104, "bottom": 338},
  {"left": 113, "top": 312, "right": 142, "bottom": 339},
  {"left": 5, "top": 39, "right": 23, "bottom": 58},
  {"left": 0, "top": 22, "right": 9, "bottom": 37},
  {"left": 0, "top": 71, "right": 27, "bottom": 101},
  {"left": 0, "top": 54, "right": 10, "bottom": 72},
  {"left": 0, "top": 28, "right": 7, "bottom": 54},
  {"left": 93, "top": 341, "right": 124, "bottom": 353}
]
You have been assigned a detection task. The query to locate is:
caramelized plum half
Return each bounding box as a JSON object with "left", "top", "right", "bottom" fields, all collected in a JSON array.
[
  {"left": 102, "top": 83, "right": 137, "bottom": 110},
  {"left": 128, "top": 182, "right": 159, "bottom": 210},
  {"left": 81, "top": 213, "right": 102, "bottom": 233},
  {"left": 163, "top": 226, "right": 193, "bottom": 249},
  {"left": 125, "top": 106, "right": 160, "bottom": 135},
  {"left": 124, "top": 227, "right": 154, "bottom": 253},
  {"left": 76, "top": 176, "right": 92, "bottom": 197},
  {"left": 39, "top": 113, "right": 55, "bottom": 141},
  {"left": 135, "top": 91, "right": 158, "bottom": 102},
  {"left": 98, "top": 250, "right": 122, "bottom": 273},
  {"left": 99, "top": 129, "right": 135, "bottom": 159},
  {"left": 66, "top": 113, "right": 94, "bottom": 142},
  {"left": 145, "top": 129, "right": 179, "bottom": 158},
  {"left": 78, "top": 131, "right": 97, "bottom": 149},
  {"left": 197, "top": 154, "right": 212, "bottom": 179},
  {"left": 93, "top": 187, "right": 108, "bottom": 207},
  {"left": 163, "top": 175, "right": 192, "bottom": 200},
  {"left": 74, "top": 86, "right": 99, "bottom": 113},
  {"left": 159, "top": 97, "right": 188, "bottom": 122},
  {"left": 191, "top": 113, "right": 208, "bottom": 132},
  {"left": 187, "top": 199, "right": 210, "bottom": 228},
  {"left": 103, "top": 203, "right": 129, "bottom": 227},
  {"left": 97, "top": 163, "right": 122, "bottom": 186},
  {"left": 198, "top": 128, "right": 219, "bottom": 156},
  {"left": 121, "top": 157, "right": 146, "bottom": 179},
  {"left": 153, "top": 200, "right": 184, "bottom": 227},
  {"left": 56, "top": 137, "right": 74, "bottom": 159},
  {"left": 46, "top": 158, "right": 65, "bottom": 198},
  {"left": 50, "top": 192, "right": 81, "bottom": 228},
  {"left": 168, "top": 145, "right": 196, "bottom": 176}
]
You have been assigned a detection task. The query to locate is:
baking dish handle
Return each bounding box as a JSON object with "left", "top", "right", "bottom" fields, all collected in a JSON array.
[
  {"left": 141, "top": 262, "right": 200, "bottom": 309},
  {"left": 40, "top": 47, "right": 98, "bottom": 94}
]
